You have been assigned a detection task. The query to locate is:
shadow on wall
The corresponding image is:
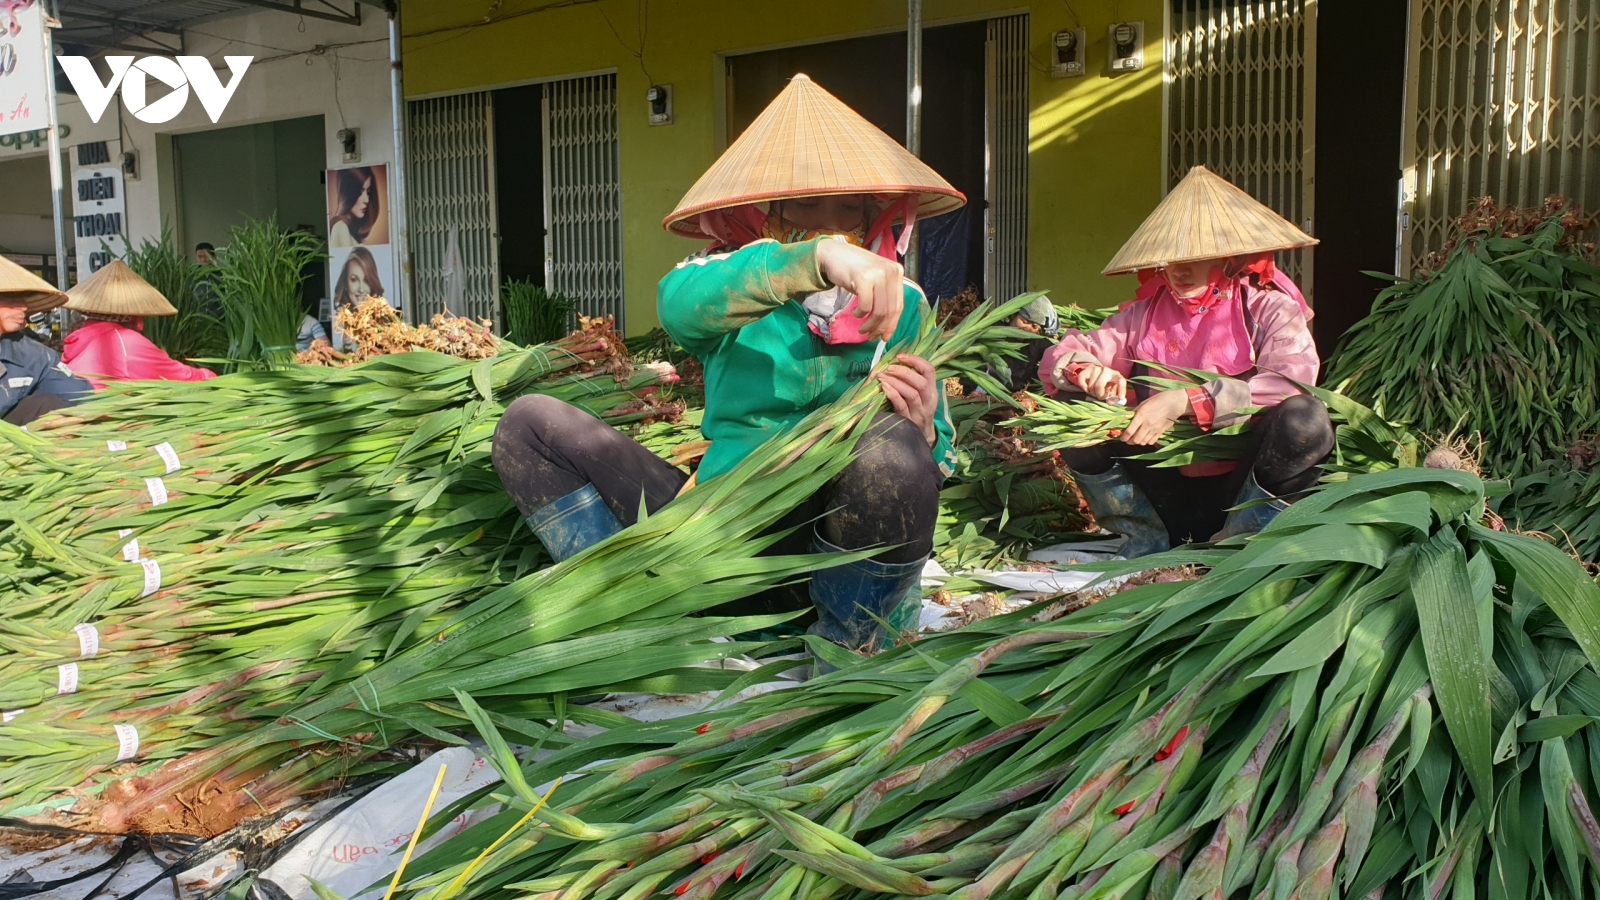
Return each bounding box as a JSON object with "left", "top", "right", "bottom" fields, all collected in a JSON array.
[{"left": 1029, "top": 70, "right": 1160, "bottom": 155}]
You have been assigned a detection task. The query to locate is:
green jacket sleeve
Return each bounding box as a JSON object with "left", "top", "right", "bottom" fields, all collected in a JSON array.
[
  {"left": 657, "top": 238, "right": 831, "bottom": 355},
  {"left": 889, "top": 282, "right": 958, "bottom": 480},
  {"left": 931, "top": 388, "right": 957, "bottom": 480}
]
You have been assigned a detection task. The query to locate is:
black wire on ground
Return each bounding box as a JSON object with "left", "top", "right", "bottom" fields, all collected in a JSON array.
[{"left": 0, "top": 777, "right": 388, "bottom": 900}]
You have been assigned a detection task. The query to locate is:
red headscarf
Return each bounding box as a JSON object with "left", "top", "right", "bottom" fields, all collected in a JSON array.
[
  {"left": 1130, "top": 253, "right": 1310, "bottom": 376},
  {"left": 695, "top": 195, "right": 918, "bottom": 262}
]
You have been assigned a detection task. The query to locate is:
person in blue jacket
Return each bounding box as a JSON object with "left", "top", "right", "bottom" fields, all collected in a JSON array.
[{"left": 0, "top": 257, "right": 92, "bottom": 426}]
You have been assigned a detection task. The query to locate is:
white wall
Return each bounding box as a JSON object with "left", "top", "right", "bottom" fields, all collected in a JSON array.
[
  {"left": 0, "top": 94, "right": 116, "bottom": 258},
  {"left": 0, "top": 155, "right": 57, "bottom": 254},
  {"left": 103, "top": 7, "right": 394, "bottom": 247}
]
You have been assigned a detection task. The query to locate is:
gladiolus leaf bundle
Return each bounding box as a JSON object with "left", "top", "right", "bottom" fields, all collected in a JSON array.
[
  {"left": 1016, "top": 383, "right": 1417, "bottom": 480},
  {"left": 1326, "top": 204, "right": 1600, "bottom": 479},
  {"left": 934, "top": 395, "right": 1093, "bottom": 570},
  {"left": 0, "top": 323, "right": 684, "bottom": 815},
  {"left": 0, "top": 294, "right": 1041, "bottom": 829},
  {"left": 392, "top": 469, "right": 1600, "bottom": 900}
]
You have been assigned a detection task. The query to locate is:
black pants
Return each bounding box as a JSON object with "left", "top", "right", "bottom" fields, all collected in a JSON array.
[
  {"left": 490, "top": 395, "right": 941, "bottom": 616},
  {"left": 3, "top": 393, "right": 71, "bottom": 426},
  {"left": 1058, "top": 394, "right": 1334, "bottom": 545}
]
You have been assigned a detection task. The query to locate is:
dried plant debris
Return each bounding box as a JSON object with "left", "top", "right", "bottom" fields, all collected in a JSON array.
[
  {"left": 1031, "top": 565, "right": 1203, "bottom": 622},
  {"left": 1421, "top": 194, "right": 1596, "bottom": 272}
]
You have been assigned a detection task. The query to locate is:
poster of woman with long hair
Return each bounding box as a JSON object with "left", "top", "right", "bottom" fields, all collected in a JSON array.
[
  {"left": 327, "top": 165, "right": 389, "bottom": 248},
  {"left": 326, "top": 164, "right": 395, "bottom": 350},
  {"left": 334, "top": 246, "right": 385, "bottom": 308}
]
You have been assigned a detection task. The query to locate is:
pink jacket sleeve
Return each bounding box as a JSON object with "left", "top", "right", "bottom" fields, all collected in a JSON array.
[
  {"left": 127, "top": 331, "right": 217, "bottom": 383},
  {"left": 1037, "top": 303, "right": 1145, "bottom": 394},
  {"left": 81, "top": 328, "right": 218, "bottom": 384},
  {"left": 1202, "top": 288, "right": 1319, "bottom": 427}
]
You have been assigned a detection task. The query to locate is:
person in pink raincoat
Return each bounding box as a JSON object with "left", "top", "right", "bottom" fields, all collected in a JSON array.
[
  {"left": 61, "top": 260, "right": 217, "bottom": 389},
  {"left": 1038, "top": 167, "right": 1333, "bottom": 557}
]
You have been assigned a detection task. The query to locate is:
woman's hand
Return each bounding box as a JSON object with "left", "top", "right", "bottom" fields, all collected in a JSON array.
[
  {"left": 1051, "top": 360, "right": 1128, "bottom": 404},
  {"left": 879, "top": 354, "right": 940, "bottom": 447},
  {"left": 1122, "top": 389, "right": 1191, "bottom": 446},
  {"left": 816, "top": 239, "right": 904, "bottom": 341}
]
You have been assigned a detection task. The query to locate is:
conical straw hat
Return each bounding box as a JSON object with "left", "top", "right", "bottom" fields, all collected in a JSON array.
[
  {"left": 65, "top": 260, "right": 178, "bottom": 317},
  {"left": 664, "top": 74, "right": 965, "bottom": 238},
  {"left": 1102, "top": 166, "right": 1318, "bottom": 275},
  {"left": 0, "top": 254, "right": 68, "bottom": 314}
]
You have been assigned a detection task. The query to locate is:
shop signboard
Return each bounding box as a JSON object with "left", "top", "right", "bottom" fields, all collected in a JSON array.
[
  {"left": 71, "top": 141, "right": 126, "bottom": 281},
  {"left": 0, "top": 1, "right": 50, "bottom": 139}
]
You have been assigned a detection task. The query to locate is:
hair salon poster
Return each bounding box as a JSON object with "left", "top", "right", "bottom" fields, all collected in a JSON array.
[
  {"left": 0, "top": 1, "right": 49, "bottom": 139},
  {"left": 325, "top": 164, "right": 396, "bottom": 349}
]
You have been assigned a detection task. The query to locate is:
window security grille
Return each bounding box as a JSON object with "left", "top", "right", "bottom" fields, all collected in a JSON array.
[
  {"left": 1166, "top": 0, "right": 1317, "bottom": 292},
  {"left": 1400, "top": 0, "right": 1600, "bottom": 273}
]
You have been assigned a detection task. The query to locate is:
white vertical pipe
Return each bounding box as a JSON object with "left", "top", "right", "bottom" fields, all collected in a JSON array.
[
  {"left": 388, "top": 3, "right": 412, "bottom": 319},
  {"left": 43, "top": 0, "right": 68, "bottom": 291},
  {"left": 486, "top": 92, "right": 501, "bottom": 325},
  {"left": 541, "top": 89, "right": 554, "bottom": 292},
  {"left": 905, "top": 0, "right": 923, "bottom": 281}
]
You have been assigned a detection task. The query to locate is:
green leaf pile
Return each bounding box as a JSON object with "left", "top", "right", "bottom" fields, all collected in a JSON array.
[
  {"left": 392, "top": 470, "right": 1600, "bottom": 900},
  {"left": 1327, "top": 212, "right": 1600, "bottom": 478}
]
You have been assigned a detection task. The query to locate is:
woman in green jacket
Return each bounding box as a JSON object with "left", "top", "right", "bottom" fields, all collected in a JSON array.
[{"left": 492, "top": 74, "right": 965, "bottom": 660}]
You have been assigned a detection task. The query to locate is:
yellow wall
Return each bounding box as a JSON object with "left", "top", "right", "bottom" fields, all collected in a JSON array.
[{"left": 402, "top": 0, "right": 1164, "bottom": 333}]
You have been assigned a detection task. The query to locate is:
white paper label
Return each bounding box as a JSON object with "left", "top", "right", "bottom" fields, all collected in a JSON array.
[
  {"left": 107, "top": 440, "right": 128, "bottom": 452},
  {"left": 74, "top": 623, "right": 100, "bottom": 660},
  {"left": 118, "top": 528, "right": 131, "bottom": 538},
  {"left": 140, "top": 558, "right": 161, "bottom": 597},
  {"left": 2, "top": 710, "right": 21, "bottom": 723},
  {"left": 145, "top": 477, "right": 168, "bottom": 506},
  {"left": 153, "top": 442, "right": 180, "bottom": 474},
  {"left": 114, "top": 724, "right": 139, "bottom": 761},
  {"left": 121, "top": 538, "right": 140, "bottom": 562},
  {"left": 57, "top": 662, "right": 79, "bottom": 695},
  {"left": 7, "top": 376, "right": 34, "bottom": 388}
]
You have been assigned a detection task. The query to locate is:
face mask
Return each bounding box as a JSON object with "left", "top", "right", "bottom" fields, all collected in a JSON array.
[{"left": 761, "top": 213, "right": 866, "bottom": 248}]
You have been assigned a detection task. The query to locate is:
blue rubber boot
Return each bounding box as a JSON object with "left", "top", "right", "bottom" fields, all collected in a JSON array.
[
  {"left": 1070, "top": 462, "right": 1171, "bottom": 559},
  {"left": 526, "top": 484, "right": 624, "bottom": 563},
  {"left": 1212, "top": 471, "right": 1289, "bottom": 541},
  {"left": 807, "top": 532, "right": 925, "bottom": 675}
]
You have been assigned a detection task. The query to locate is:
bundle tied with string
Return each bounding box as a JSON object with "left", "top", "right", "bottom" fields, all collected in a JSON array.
[
  {"left": 0, "top": 323, "right": 683, "bottom": 825},
  {"left": 0, "top": 293, "right": 1041, "bottom": 836}
]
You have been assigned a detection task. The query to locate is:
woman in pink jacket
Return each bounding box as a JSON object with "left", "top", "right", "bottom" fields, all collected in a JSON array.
[
  {"left": 1039, "top": 167, "right": 1332, "bottom": 556},
  {"left": 62, "top": 260, "right": 217, "bottom": 389}
]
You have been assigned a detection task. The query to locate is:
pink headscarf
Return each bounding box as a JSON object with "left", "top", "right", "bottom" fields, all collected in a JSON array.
[{"left": 1131, "top": 253, "right": 1310, "bottom": 376}]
